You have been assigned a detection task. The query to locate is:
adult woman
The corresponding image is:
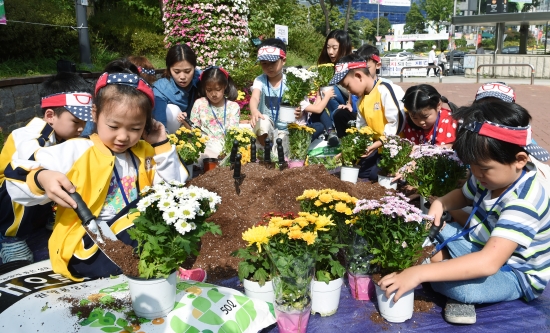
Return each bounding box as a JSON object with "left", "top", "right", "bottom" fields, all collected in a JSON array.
[
  {"left": 152, "top": 44, "right": 201, "bottom": 133},
  {"left": 317, "top": 30, "right": 355, "bottom": 138}
]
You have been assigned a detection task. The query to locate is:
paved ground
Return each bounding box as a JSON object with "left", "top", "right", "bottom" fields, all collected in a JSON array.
[{"left": 390, "top": 75, "right": 550, "bottom": 151}]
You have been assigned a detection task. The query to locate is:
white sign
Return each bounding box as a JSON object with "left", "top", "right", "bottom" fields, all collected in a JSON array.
[
  {"left": 381, "top": 59, "right": 429, "bottom": 77},
  {"left": 369, "top": 0, "right": 411, "bottom": 6},
  {"left": 80, "top": 0, "right": 88, "bottom": 5},
  {"left": 376, "top": 36, "right": 382, "bottom": 42},
  {"left": 385, "top": 33, "right": 448, "bottom": 42},
  {"left": 275, "top": 24, "right": 288, "bottom": 45}
]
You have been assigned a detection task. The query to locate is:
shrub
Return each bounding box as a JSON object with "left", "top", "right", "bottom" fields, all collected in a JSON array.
[{"left": 287, "top": 24, "right": 325, "bottom": 64}]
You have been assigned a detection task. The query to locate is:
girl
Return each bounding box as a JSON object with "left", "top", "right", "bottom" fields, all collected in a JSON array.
[
  {"left": 189, "top": 66, "right": 240, "bottom": 159},
  {"left": 153, "top": 44, "right": 200, "bottom": 133},
  {"left": 402, "top": 84, "right": 458, "bottom": 148},
  {"left": 129, "top": 55, "right": 157, "bottom": 86},
  {"left": 295, "top": 83, "right": 338, "bottom": 144},
  {"left": 5, "top": 61, "right": 189, "bottom": 281},
  {"left": 379, "top": 101, "right": 550, "bottom": 325},
  {"left": 317, "top": 30, "right": 355, "bottom": 134}
]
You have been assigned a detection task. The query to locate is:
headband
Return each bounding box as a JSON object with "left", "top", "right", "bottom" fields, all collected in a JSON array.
[
  {"left": 329, "top": 61, "right": 368, "bottom": 85},
  {"left": 137, "top": 66, "right": 156, "bottom": 76},
  {"left": 95, "top": 72, "right": 155, "bottom": 108},
  {"left": 257, "top": 46, "right": 287, "bottom": 62},
  {"left": 475, "top": 82, "right": 515, "bottom": 103},
  {"left": 41, "top": 92, "right": 93, "bottom": 121},
  {"left": 368, "top": 54, "right": 381, "bottom": 63},
  {"left": 199, "top": 66, "right": 230, "bottom": 82},
  {"left": 463, "top": 120, "right": 549, "bottom": 161}
]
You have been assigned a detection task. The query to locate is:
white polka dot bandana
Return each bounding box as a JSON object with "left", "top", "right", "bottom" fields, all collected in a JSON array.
[
  {"left": 257, "top": 46, "right": 286, "bottom": 62},
  {"left": 329, "top": 61, "right": 367, "bottom": 85},
  {"left": 95, "top": 72, "right": 155, "bottom": 108},
  {"left": 138, "top": 66, "right": 156, "bottom": 76},
  {"left": 475, "top": 82, "right": 515, "bottom": 103},
  {"left": 464, "top": 120, "right": 549, "bottom": 161},
  {"left": 41, "top": 92, "right": 93, "bottom": 121}
]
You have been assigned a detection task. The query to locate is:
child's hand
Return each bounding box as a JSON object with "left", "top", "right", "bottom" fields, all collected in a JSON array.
[
  {"left": 250, "top": 111, "right": 265, "bottom": 128},
  {"left": 294, "top": 107, "right": 302, "bottom": 120},
  {"left": 427, "top": 198, "right": 445, "bottom": 228},
  {"left": 37, "top": 170, "right": 77, "bottom": 209},
  {"left": 142, "top": 119, "right": 168, "bottom": 145},
  {"left": 378, "top": 267, "right": 422, "bottom": 303},
  {"left": 338, "top": 104, "right": 353, "bottom": 112},
  {"left": 361, "top": 140, "right": 382, "bottom": 158},
  {"left": 322, "top": 87, "right": 335, "bottom": 99},
  {"left": 176, "top": 112, "right": 188, "bottom": 124}
]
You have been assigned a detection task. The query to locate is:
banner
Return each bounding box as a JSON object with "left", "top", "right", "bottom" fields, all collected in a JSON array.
[
  {"left": 369, "top": 0, "right": 411, "bottom": 6},
  {"left": 385, "top": 33, "right": 448, "bottom": 42},
  {"left": 275, "top": 24, "right": 288, "bottom": 45},
  {"left": 0, "top": 1, "right": 6, "bottom": 25},
  {"left": 381, "top": 59, "right": 429, "bottom": 77}
]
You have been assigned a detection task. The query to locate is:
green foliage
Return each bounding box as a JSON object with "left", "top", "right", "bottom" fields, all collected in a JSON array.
[
  {"left": 378, "top": 135, "right": 413, "bottom": 176},
  {"left": 0, "top": 0, "right": 80, "bottom": 61},
  {"left": 455, "top": 36, "right": 467, "bottom": 49},
  {"left": 231, "top": 246, "right": 271, "bottom": 285},
  {"left": 130, "top": 30, "right": 166, "bottom": 58},
  {"left": 366, "top": 17, "right": 391, "bottom": 42},
  {"left": 404, "top": 3, "right": 426, "bottom": 34},
  {"left": 307, "top": 156, "right": 340, "bottom": 171},
  {"left": 421, "top": 0, "right": 453, "bottom": 33},
  {"left": 288, "top": 24, "right": 326, "bottom": 64},
  {"left": 339, "top": 127, "right": 375, "bottom": 167}
]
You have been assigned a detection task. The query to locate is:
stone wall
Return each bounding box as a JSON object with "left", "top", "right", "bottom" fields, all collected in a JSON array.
[{"left": 464, "top": 55, "right": 550, "bottom": 80}]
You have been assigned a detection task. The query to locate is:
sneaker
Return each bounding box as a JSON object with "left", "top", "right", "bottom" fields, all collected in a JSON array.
[
  {"left": 327, "top": 130, "right": 339, "bottom": 147},
  {"left": 177, "top": 267, "right": 207, "bottom": 282},
  {"left": 444, "top": 298, "right": 476, "bottom": 324},
  {"left": 0, "top": 240, "right": 34, "bottom": 264}
]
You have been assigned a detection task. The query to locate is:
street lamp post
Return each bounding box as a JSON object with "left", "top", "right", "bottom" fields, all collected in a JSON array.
[
  {"left": 448, "top": 0, "right": 458, "bottom": 76},
  {"left": 377, "top": 0, "right": 380, "bottom": 39}
]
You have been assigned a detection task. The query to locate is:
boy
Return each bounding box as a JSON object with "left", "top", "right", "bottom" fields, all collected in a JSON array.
[
  {"left": 329, "top": 53, "right": 406, "bottom": 181},
  {"left": 378, "top": 101, "right": 550, "bottom": 325},
  {"left": 249, "top": 38, "right": 288, "bottom": 149},
  {"left": 0, "top": 72, "right": 92, "bottom": 264}
]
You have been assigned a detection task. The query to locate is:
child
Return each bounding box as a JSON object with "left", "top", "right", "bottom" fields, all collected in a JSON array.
[
  {"left": 153, "top": 44, "right": 200, "bottom": 133},
  {"left": 295, "top": 86, "right": 338, "bottom": 144},
  {"left": 249, "top": 38, "right": 288, "bottom": 148},
  {"left": 378, "top": 101, "right": 550, "bottom": 325},
  {"left": 402, "top": 84, "right": 458, "bottom": 148},
  {"left": 189, "top": 66, "right": 240, "bottom": 159},
  {"left": 332, "top": 44, "right": 380, "bottom": 138},
  {"left": 0, "top": 72, "right": 92, "bottom": 263},
  {"left": 5, "top": 64, "right": 189, "bottom": 280},
  {"left": 329, "top": 53, "right": 406, "bottom": 181}
]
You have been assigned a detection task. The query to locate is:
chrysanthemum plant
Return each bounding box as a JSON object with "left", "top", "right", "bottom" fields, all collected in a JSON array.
[
  {"left": 339, "top": 126, "right": 376, "bottom": 167},
  {"left": 308, "top": 63, "right": 335, "bottom": 89},
  {"left": 232, "top": 212, "right": 296, "bottom": 286},
  {"left": 287, "top": 123, "right": 315, "bottom": 161},
  {"left": 243, "top": 211, "right": 334, "bottom": 311},
  {"left": 128, "top": 181, "right": 222, "bottom": 279},
  {"left": 402, "top": 144, "right": 468, "bottom": 198},
  {"left": 297, "top": 189, "right": 358, "bottom": 283},
  {"left": 168, "top": 127, "right": 208, "bottom": 165},
  {"left": 283, "top": 67, "right": 318, "bottom": 106},
  {"left": 221, "top": 126, "right": 256, "bottom": 164},
  {"left": 352, "top": 193, "right": 433, "bottom": 275},
  {"left": 378, "top": 135, "right": 413, "bottom": 176}
]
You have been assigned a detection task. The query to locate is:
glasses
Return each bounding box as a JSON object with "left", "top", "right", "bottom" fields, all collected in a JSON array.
[
  {"left": 72, "top": 93, "right": 92, "bottom": 105},
  {"left": 258, "top": 46, "right": 279, "bottom": 55},
  {"left": 481, "top": 83, "right": 512, "bottom": 93}
]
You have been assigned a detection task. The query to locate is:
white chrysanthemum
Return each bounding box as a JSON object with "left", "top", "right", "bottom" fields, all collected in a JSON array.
[
  {"left": 173, "top": 187, "right": 189, "bottom": 198},
  {"left": 158, "top": 197, "right": 175, "bottom": 212},
  {"left": 162, "top": 207, "right": 180, "bottom": 225},
  {"left": 140, "top": 186, "right": 151, "bottom": 194},
  {"left": 136, "top": 197, "right": 152, "bottom": 212},
  {"left": 177, "top": 201, "right": 198, "bottom": 221},
  {"left": 174, "top": 220, "right": 193, "bottom": 235}
]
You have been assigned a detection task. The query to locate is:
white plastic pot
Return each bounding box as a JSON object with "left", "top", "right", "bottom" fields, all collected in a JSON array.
[
  {"left": 377, "top": 173, "right": 397, "bottom": 190},
  {"left": 420, "top": 196, "right": 430, "bottom": 215},
  {"left": 243, "top": 279, "right": 274, "bottom": 304},
  {"left": 185, "top": 163, "right": 194, "bottom": 179},
  {"left": 127, "top": 272, "right": 177, "bottom": 319},
  {"left": 279, "top": 105, "right": 297, "bottom": 123},
  {"left": 340, "top": 166, "right": 360, "bottom": 183},
  {"left": 374, "top": 283, "right": 414, "bottom": 323},
  {"left": 311, "top": 278, "right": 343, "bottom": 317}
]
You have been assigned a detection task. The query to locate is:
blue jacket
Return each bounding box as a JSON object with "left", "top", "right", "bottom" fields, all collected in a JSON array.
[{"left": 152, "top": 70, "right": 201, "bottom": 127}]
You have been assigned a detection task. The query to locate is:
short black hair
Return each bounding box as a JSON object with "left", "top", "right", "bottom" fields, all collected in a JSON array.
[
  {"left": 453, "top": 101, "right": 532, "bottom": 165},
  {"left": 259, "top": 38, "right": 287, "bottom": 53},
  {"left": 163, "top": 44, "right": 197, "bottom": 79},
  {"left": 337, "top": 53, "right": 371, "bottom": 78},
  {"left": 318, "top": 30, "right": 352, "bottom": 65},
  {"left": 355, "top": 44, "right": 380, "bottom": 60},
  {"left": 40, "top": 72, "right": 92, "bottom": 116},
  {"left": 403, "top": 84, "right": 457, "bottom": 130}
]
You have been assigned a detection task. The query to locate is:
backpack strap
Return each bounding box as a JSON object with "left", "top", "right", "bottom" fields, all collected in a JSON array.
[{"left": 380, "top": 81, "right": 406, "bottom": 134}]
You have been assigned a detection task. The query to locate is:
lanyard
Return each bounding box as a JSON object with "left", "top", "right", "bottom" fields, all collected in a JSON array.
[
  {"left": 112, "top": 152, "right": 139, "bottom": 206},
  {"left": 425, "top": 111, "right": 441, "bottom": 145},
  {"left": 435, "top": 169, "right": 526, "bottom": 253},
  {"left": 209, "top": 99, "right": 227, "bottom": 135},
  {"left": 265, "top": 75, "right": 283, "bottom": 122}
]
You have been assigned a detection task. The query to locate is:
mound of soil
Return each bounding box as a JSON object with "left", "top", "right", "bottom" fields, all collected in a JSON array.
[{"left": 187, "top": 163, "right": 390, "bottom": 281}]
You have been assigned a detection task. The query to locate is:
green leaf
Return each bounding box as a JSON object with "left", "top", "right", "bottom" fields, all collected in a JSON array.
[{"left": 100, "top": 327, "right": 124, "bottom": 333}]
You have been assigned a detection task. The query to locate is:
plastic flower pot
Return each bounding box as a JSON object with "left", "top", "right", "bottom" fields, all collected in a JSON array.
[
  {"left": 340, "top": 166, "right": 360, "bottom": 183},
  {"left": 288, "top": 159, "right": 305, "bottom": 168},
  {"left": 203, "top": 158, "right": 219, "bottom": 172},
  {"left": 274, "top": 304, "right": 312, "bottom": 333},
  {"left": 347, "top": 272, "right": 375, "bottom": 301},
  {"left": 311, "top": 277, "right": 343, "bottom": 316},
  {"left": 377, "top": 173, "right": 397, "bottom": 190},
  {"left": 243, "top": 279, "right": 274, "bottom": 304},
  {"left": 319, "top": 86, "right": 334, "bottom": 99},
  {"left": 374, "top": 283, "right": 414, "bottom": 323},
  {"left": 420, "top": 196, "right": 430, "bottom": 215},
  {"left": 185, "top": 163, "right": 194, "bottom": 179},
  {"left": 127, "top": 271, "right": 177, "bottom": 319},
  {"left": 279, "top": 105, "right": 297, "bottom": 123}
]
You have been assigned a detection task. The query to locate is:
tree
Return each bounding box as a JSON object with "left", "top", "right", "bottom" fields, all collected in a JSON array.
[
  {"left": 367, "top": 17, "right": 391, "bottom": 42},
  {"left": 404, "top": 3, "right": 426, "bottom": 34},
  {"left": 421, "top": 0, "right": 453, "bottom": 34},
  {"left": 344, "top": 0, "right": 352, "bottom": 31}
]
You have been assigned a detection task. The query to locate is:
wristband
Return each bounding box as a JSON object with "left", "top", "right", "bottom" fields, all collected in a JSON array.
[
  {"left": 152, "top": 138, "right": 169, "bottom": 147},
  {"left": 34, "top": 169, "right": 47, "bottom": 191}
]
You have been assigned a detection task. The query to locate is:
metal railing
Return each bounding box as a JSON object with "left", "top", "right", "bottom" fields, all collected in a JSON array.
[
  {"left": 400, "top": 66, "right": 442, "bottom": 83},
  {"left": 476, "top": 64, "right": 535, "bottom": 85}
]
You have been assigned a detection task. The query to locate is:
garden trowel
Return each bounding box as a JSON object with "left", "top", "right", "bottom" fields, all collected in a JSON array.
[
  {"left": 422, "top": 211, "right": 451, "bottom": 248},
  {"left": 66, "top": 191, "right": 118, "bottom": 244}
]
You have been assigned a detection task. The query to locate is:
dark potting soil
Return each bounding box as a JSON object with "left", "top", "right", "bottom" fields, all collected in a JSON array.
[{"left": 188, "top": 163, "right": 391, "bottom": 282}]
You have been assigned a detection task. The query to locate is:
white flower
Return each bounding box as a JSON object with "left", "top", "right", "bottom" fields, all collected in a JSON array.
[
  {"left": 158, "top": 197, "right": 175, "bottom": 212},
  {"left": 136, "top": 197, "right": 152, "bottom": 212},
  {"left": 174, "top": 220, "right": 193, "bottom": 235},
  {"left": 162, "top": 207, "right": 180, "bottom": 225}
]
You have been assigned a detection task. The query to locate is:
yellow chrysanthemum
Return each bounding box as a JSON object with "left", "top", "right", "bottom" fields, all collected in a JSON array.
[
  {"left": 295, "top": 216, "right": 309, "bottom": 228},
  {"left": 288, "top": 228, "right": 303, "bottom": 240},
  {"left": 267, "top": 225, "right": 281, "bottom": 237},
  {"left": 297, "top": 189, "right": 318, "bottom": 201},
  {"left": 334, "top": 202, "right": 348, "bottom": 214},
  {"left": 195, "top": 142, "right": 202, "bottom": 148},
  {"left": 318, "top": 193, "right": 333, "bottom": 204},
  {"left": 301, "top": 231, "right": 316, "bottom": 245},
  {"left": 314, "top": 214, "right": 334, "bottom": 231},
  {"left": 314, "top": 200, "right": 323, "bottom": 207},
  {"left": 345, "top": 217, "right": 358, "bottom": 225},
  {"left": 242, "top": 226, "right": 269, "bottom": 252}
]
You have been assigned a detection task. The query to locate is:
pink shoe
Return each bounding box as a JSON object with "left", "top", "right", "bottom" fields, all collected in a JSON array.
[{"left": 177, "top": 267, "right": 207, "bottom": 282}]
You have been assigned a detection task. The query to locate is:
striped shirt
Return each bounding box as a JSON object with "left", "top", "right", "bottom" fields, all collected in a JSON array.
[{"left": 463, "top": 163, "right": 550, "bottom": 301}]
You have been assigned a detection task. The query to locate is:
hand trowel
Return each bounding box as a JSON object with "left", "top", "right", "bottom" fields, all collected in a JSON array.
[
  {"left": 422, "top": 211, "right": 451, "bottom": 248},
  {"left": 66, "top": 191, "right": 118, "bottom": 243}
]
